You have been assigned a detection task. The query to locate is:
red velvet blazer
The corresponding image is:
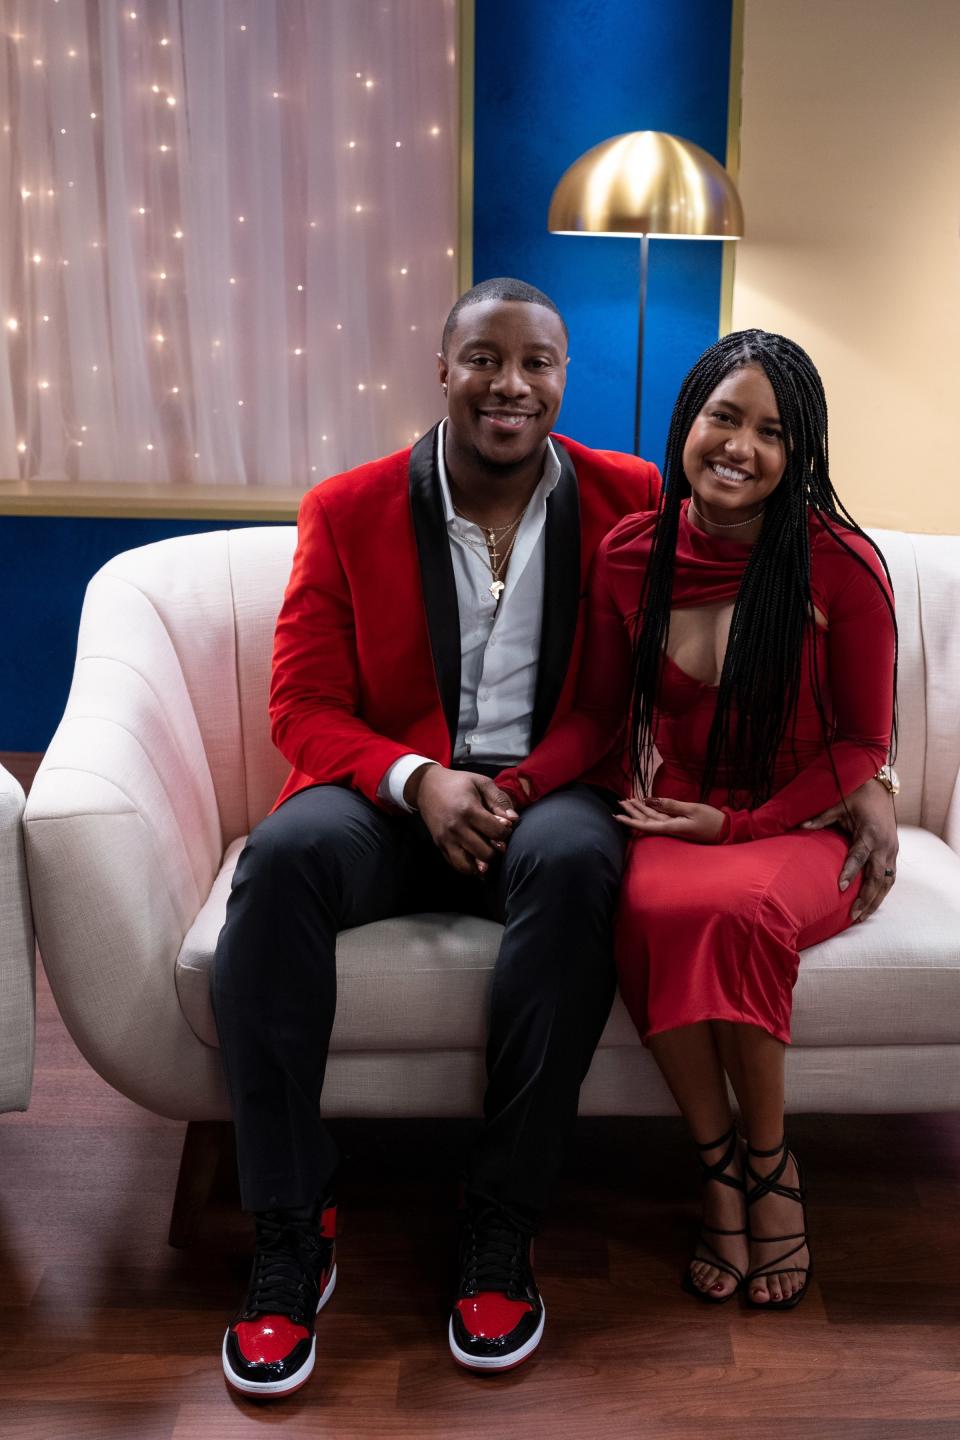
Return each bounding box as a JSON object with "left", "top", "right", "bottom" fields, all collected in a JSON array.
[{"left": 270, "top": 423, "right": 661, "bottom": 810}]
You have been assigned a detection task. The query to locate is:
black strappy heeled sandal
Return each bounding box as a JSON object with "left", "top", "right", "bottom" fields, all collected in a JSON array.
[
  {"left": 744, "top": 1138, "right": 812, "bottom": 1311},
  {"left": 681, "top": 1124, "right": 747, "bottom": 1305}
]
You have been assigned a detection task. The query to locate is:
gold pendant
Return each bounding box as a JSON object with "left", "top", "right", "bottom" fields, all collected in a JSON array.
[{"left": 490, "top": 579, "right": 505, "bottom": 600}]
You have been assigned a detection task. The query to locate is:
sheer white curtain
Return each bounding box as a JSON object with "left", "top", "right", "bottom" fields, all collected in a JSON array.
[{"left": 0, "top": 0, "right": 459, "bottom": 486}]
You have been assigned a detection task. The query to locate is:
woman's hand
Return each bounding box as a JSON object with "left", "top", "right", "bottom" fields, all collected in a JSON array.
[{"left": 616, "top": 795, "right": 726, "bottom": 843}]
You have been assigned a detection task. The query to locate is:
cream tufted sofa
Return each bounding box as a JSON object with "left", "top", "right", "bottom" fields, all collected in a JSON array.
[
  {"left": 1, "top": 763, "right": 35, "bottom": 1113},
  {"left": 21, "top": 527, "right": 960, "bottom": 1219}
]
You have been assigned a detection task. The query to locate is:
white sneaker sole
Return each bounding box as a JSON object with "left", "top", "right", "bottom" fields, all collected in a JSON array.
[
  {"left": 223, "top": 1262, "right": 337, "bottom": 1398},
  {"left": 448, "top": 1303, "right": 545, "bottom": 1372}
]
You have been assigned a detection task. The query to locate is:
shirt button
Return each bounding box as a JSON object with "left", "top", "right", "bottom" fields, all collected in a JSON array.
[
  {"left": 470, "top": 734, "right": 479, "bottom": 743},
  {"left": 479, "top": 690, "right": 488, "bottom": 702},
  {"left": 488, "top": 637, "right": 497, "bottom": 647}
]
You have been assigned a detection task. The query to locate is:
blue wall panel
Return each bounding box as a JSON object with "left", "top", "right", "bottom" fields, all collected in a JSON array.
[
  {"left": 473, "top": 0, "right": 733, "bottom": 468},
  {"left": 0, "top": 516, "right": 285, "bottom": 751}
]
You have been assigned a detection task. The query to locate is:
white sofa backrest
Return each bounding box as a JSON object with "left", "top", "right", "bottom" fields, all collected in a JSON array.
[
  {"left": 83, "top": 523, "right": 957, "bottom": 846},
  {"left": 871, "top": 529, "right": 960, "bottom": 833},
  {"left": 87, "top": 529, "right": 294, "bottom": 845}
]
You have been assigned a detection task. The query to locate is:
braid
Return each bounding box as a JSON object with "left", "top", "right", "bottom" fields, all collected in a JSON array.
[{"left": 628, "top": 330, "right": 898, "bottom": 807}]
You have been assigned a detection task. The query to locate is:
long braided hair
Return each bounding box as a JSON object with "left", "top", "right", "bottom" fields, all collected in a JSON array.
[{"left": 628, "top": 330, "right": 898, "bottom": 807}]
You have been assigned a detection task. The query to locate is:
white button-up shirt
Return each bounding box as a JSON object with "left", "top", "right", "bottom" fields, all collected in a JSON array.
[{"left": 380, "top": 420, "right": 561, "bottom": 810}]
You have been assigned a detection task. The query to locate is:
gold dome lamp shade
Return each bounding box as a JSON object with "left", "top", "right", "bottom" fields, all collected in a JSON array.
[{"left": 548, "top": 131, "right": 744, "bottom": 454}]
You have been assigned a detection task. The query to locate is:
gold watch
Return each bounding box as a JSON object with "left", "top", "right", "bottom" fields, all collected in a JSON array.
[{"left": 873, "top": 764, "right": 900, "bottom": 796}]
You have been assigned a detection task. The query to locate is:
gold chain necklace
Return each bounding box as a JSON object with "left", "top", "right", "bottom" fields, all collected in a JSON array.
[
  {"left": 453, "top": 505, "right": 526, "bottom": 544},
  {"left": 455, "top": 526, "right": 522, "bottom": 601},
  {"left": 453, "top": 502, "right": 529, "bottom": 601},
  {"left": 689, "top": 496, "right": 766, "bottom": 530}
]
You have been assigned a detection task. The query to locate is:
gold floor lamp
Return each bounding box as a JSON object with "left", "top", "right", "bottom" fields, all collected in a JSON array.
[{"left": 548, "top": 131, "right": 744, "bottom": 455}]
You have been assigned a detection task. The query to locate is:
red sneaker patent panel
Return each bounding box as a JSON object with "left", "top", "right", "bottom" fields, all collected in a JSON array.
[
  {"left": 232, "top": 1314, "right": 310, "bottom": 1364},
  {"left": 455, "top": 1294, "right": 533, "bottom": 1339}
]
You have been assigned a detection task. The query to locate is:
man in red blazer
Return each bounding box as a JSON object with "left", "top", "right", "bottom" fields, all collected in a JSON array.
[{"left": 214, "top": 278, "right": 658, "bottom": 1394}]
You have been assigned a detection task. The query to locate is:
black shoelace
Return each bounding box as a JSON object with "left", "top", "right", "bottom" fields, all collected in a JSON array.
[
  {"left": 242, "top": 1211, "right": 320, "bottom": 1321},
  {"left": 460, "top": 1207, "right": 529, "bottom": 1297}
]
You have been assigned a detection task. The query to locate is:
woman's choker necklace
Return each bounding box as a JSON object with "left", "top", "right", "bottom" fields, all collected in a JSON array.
[{"left": 688, "top": 496, "right": 766, "bottom": 531}]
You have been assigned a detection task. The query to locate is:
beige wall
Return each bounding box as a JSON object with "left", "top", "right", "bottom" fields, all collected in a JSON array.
[{"left": 731, "top": 0, "right": 960, "bottom": 533}]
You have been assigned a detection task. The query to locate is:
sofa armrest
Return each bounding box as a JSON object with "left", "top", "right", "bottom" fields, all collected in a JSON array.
[
  {"left": 0, "top": 765, "right": 35, "bottom": 1112},
  {"left": 23, "top": 581, "right": 230, "bottom": 1118},
  {"left": 943, "top": 766, "right": 960, "bottom": 857}
]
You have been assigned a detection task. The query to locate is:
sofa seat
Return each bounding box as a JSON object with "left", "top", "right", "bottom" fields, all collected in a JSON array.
[{"left": 177, "top": 823, "right": 960, "bottom": 1061}]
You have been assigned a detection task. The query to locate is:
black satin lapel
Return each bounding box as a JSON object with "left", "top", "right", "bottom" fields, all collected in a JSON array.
[
  {"left": 531, "top": 440, "right": 581, "bottom": 745},
  {"left": 408, "top": 424, "right": 460, "bottom": 747}
]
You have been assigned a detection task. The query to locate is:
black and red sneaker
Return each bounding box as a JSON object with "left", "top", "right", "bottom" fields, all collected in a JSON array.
[
  {"left": 222, "top": 1200, "right": 337, "bottom": 1399},
  {"left": 448, "top": 1203, "right": 544, "bottom": 1372}
]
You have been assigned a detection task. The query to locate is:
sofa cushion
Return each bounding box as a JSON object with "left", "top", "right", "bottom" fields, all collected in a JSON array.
[
  {"left": 789, "top": 825, "right": 960, "bottom": 1046},
  {"left": 176, "top": 825, "right": 960, "bottom": 1053},
  {"left": 176, "top": 837, "right": 504, "bottom": 1051}
]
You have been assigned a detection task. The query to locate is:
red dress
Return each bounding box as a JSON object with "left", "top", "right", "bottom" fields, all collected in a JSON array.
[{"left": 497, "top": 502, "right": 896, "bottom": 1044}]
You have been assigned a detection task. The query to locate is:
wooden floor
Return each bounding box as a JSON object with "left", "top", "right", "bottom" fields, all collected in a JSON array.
[{"left": 1, "top": 968, "right": 959, "bottom": 1439}]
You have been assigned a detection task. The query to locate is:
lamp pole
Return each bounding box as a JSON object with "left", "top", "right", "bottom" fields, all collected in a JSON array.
[{"left": 634, "top": 234, "right": 649, "bottom": 457}]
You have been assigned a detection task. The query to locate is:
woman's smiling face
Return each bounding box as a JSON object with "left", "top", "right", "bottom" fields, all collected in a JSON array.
[{"left": 682, "top": 364, "right": 787, "bottom": 527}]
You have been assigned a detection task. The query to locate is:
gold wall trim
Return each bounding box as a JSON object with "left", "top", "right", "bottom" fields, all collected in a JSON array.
[
  {"left": 457, "top": 0, "right": 475, "bottom": 294},
  {"left": 719, "top": 0, "right": 745, "bottom": 336},
  {"left": 0, "top": 479, "right": 302, "bottom": 521}
]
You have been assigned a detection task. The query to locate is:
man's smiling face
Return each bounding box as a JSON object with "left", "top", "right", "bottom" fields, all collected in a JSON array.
[{"left": 439, "top": 299, "right": 568, "bottom": 471}]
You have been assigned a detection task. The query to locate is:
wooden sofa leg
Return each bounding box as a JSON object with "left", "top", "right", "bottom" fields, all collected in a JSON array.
[{"left": 168, "top": 1120, "right": 233, "bottom": 1248}]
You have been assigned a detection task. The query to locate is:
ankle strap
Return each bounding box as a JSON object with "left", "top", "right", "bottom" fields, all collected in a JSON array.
[
  {"left": 747, "top": 1137, "right": 785, "bottom": 1158},
  {"left": 695, "top": 1124, "right": 737, "bottom": 1152}
]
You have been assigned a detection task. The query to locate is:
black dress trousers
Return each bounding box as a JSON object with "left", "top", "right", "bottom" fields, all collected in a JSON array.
[{"left": 212, "top": 781, "right": 626, "bottom": 1217}]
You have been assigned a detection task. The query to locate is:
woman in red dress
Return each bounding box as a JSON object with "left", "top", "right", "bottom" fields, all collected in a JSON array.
[{"left": 497, "top": 331, "right": 897, "bottom": 1310}]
